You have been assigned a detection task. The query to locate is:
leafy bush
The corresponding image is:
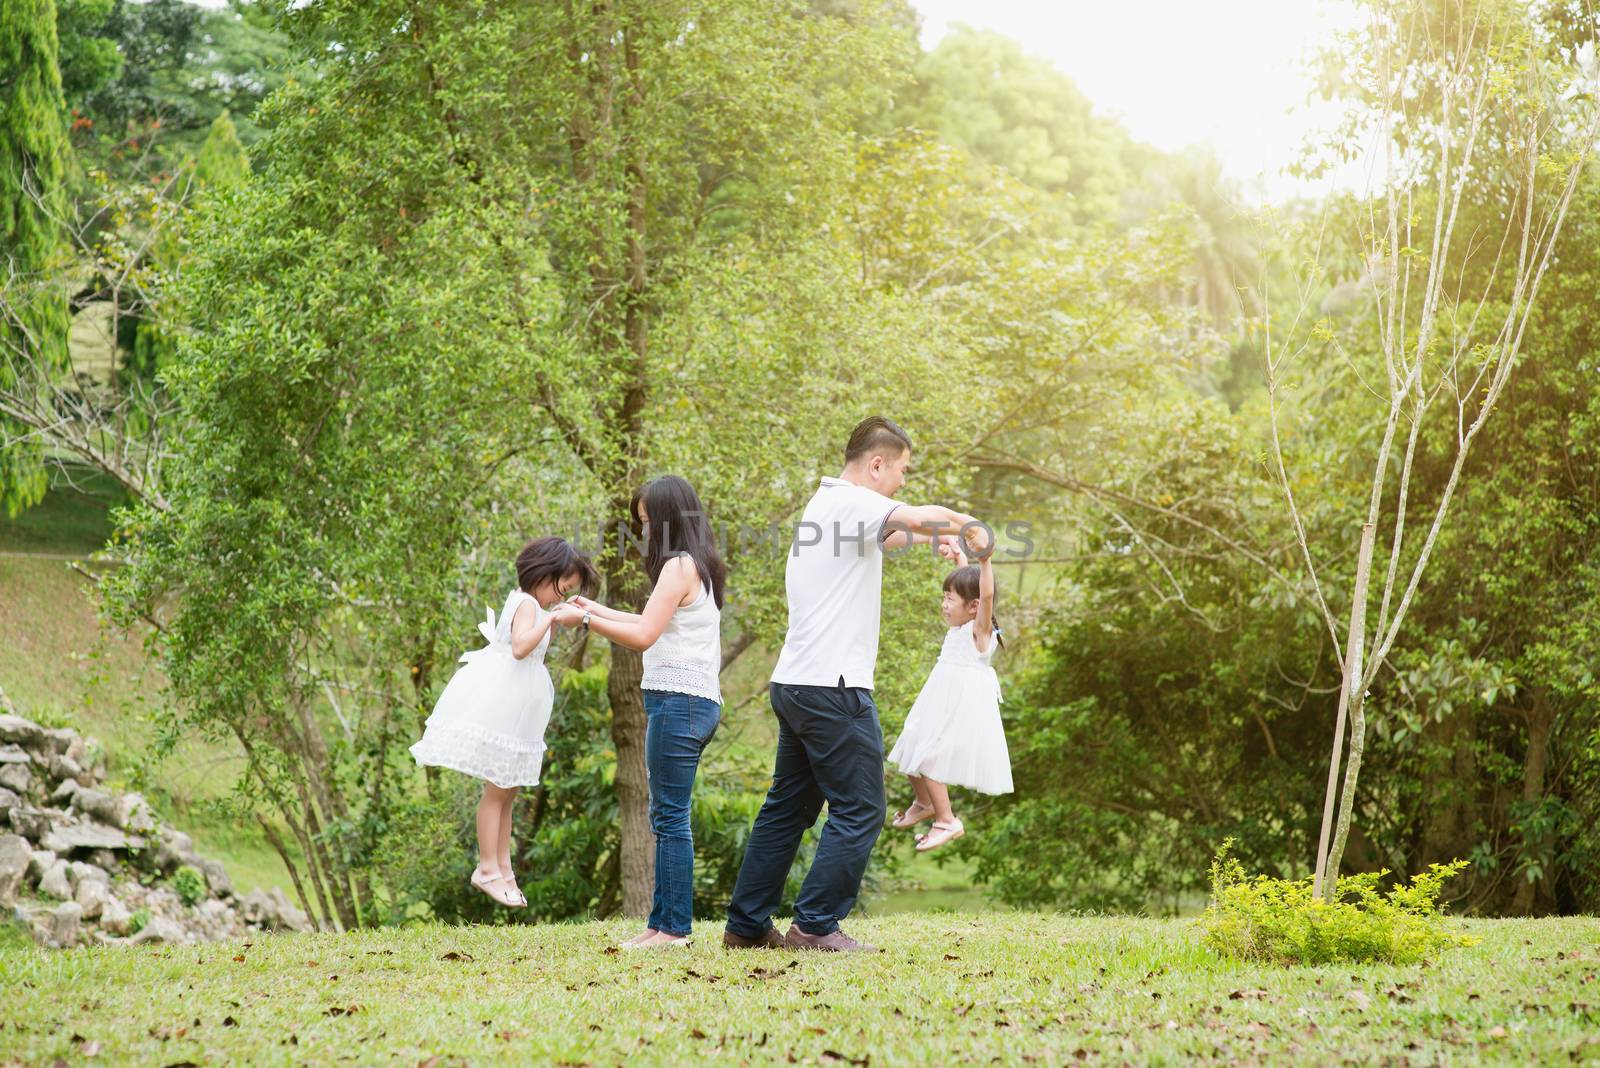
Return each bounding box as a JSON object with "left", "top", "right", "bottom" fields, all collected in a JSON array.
[
  {"left": 170, "top": 864, "right": 208, "bottom": 907},
  {"left": 1199, "top": 839, "right": 1476, "bottom": 965},
  {"left": 129, "top": 907, "right": 151, "bottom": 935}
]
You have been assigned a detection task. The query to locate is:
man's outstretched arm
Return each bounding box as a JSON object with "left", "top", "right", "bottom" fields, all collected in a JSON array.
[{"left": 882, "top": 504, "right": 994, "bottom": 556}]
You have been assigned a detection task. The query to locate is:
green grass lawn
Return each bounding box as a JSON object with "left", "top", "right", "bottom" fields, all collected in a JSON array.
[{"left": 2, "top": 913, "right": 1596, "bottom": 1065}]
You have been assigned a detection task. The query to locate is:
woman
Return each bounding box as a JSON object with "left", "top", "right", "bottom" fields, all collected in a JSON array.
[{"left": 555, "top": 475, "right": 725, "bottom": 949}]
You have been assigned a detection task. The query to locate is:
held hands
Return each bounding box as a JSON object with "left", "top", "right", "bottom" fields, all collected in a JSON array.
[
  {"left": 961, "top": 521, "right": 996, "bottom": 561},
  {"left": 548, "top": 602, "right": 586, "bottom": 628},
  {"left": 937, "top": 536, "right": 969, "bottom": 566}
]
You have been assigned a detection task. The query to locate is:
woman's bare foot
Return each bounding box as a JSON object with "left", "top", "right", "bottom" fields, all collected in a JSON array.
[
  {"left": 623, "top": 930, "right": 691, "bottom": 950},
  {"left": 620, "top": 928, "right": 659, "bottom": 947}
]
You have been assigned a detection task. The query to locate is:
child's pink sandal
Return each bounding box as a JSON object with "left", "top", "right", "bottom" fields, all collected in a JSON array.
[
  {"left": 915, "top": 818, "right": 964, "bottom": 852},
  {"left": 471, "top": 867, "right": 519, "bottom": 907},
  {"left": 892, "top": 800, "right": 935, "bottom": 829}
]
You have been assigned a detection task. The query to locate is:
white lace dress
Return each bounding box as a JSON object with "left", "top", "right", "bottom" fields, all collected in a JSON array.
[
  {"left": 410, "top": 589, "right": 554, "bottom": 788},
  {"left": 888, "top": 620, "right": 1012, "bottom": 794}
]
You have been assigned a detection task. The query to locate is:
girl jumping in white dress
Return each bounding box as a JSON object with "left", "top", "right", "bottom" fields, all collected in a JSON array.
[
  {"left": 410, "top": 536, "right": 598, "bottom": 908},
  {"left": 887, "top": 543, "right": 1012, "bottom": 852}
]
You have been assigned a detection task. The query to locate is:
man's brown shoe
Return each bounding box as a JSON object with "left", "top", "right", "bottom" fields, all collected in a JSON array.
[
  {"left": 723, "top": 927, "right": 787, "bottom": 949},
  {"left": 784, "top": 925, "right": 880, "bottom": 952}
]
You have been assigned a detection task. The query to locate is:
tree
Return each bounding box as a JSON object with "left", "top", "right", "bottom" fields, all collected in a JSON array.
[
  {"left": 898, "top": 26, "right": 1135, "bottom": 225},
  {"left": 1263, "top": 0, "right": 1600, "bottom": 898},
  {"left": 1, "top": 0, "right": 74, "bottom": 516},
  {"left": 105, "top": 0, "right": 973, "bottom": 924},
  {"left": 193, "top": 110, "right": 248, "bottom": 190}
]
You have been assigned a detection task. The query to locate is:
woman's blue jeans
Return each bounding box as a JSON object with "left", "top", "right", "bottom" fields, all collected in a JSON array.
[{"left": 643, "top": 689, "right": 721, "bottom": 936}]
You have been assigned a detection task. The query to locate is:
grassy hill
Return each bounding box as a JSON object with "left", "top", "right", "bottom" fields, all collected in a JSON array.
[
  {"left": 0, "top": 471, "right": 296, "bottom": 898},
  {"left": 3, "top": 913, "right": 1596, "bottom": 1065}
]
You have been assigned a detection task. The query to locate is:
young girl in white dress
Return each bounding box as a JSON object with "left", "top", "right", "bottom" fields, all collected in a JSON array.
[
  {"left": 410, "top": 536, "right": 598, "bottom": 908},
  {"left": 887, "top": 543, "right": 1012, "bottom": 852}
]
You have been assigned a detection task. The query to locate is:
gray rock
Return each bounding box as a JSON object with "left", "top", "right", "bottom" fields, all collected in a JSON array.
[
  {"left": 8, "top": 806, "right": 52, "bottom": 841},
  {"left": 129, "top": 915, "right": 187, "bottom": 946},
  {"left": 70, "top": 787, "right": 116, "bottom": 824},
  {"left": 0, "top": 744, "right": 30, "bottom": 764},
  {"left": 48, "top": 753, "right": 86, "bottom": 785},
  {"left": 0, "top": 834, "right": 30, "bottom": 907},
  {"left": 36, "top": 830, "right": 68, "bottom": 854},
  {"left": 0, "top": 763, "right": 31, "bottom": 794},
  {"left": 73, "top": 876, "right": 109, "bottom": 920},
  {"left": 240, "top": 886, "right": 312, "bottom": 933},
  {"left": 99, "top": 893, "right": 132, "bottom": 936},
  {"left": 113, "top": 793, "right": 156, "bottom": 834},
  {"left": 0, "top": 787, "right": 19, "bottom": 822},
  {"left": 151, "top": 827, "right": 192, "bottom": 872},
  {"left": 0, "top": 715, "right": 45, "bottom": 749},
  {"left": 51, "top": 823, "right": 139, "bottom": 851},
  {"left": 197, "top": 857, "right": 233, "bottom": 899},
  {"left": 86, "top": 848, "right": 117, "bottom": 870},
  {"left": 63, "top": 734, "right": 87, "bottom": 768},
  {"left": 38, "top": 858, "right": 72, "bottom": 900},
  {"left": 33, "top": 900, "right": 83, "bottom": 948},
  {"left": 67, "top": 860, "right": 109, "bottom": 888},
  {"left": 50, "top": 778, "right": 80, "bottom": 804},
  {"left": 26, "top": 849, "right": 55, "bottom": 883},
  {"left": 41, "top": 727, "right": 77, "bottom": 757}
]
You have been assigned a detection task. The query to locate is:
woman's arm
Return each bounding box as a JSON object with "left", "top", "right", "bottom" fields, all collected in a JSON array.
[
  {"left": 559, "top": 556, "right": 699, "bottom": 652},
  {"left": 509, "top": 599, "right": 558, "bottom": 659},
  {"left": 568, "top": 595, "right": 639, "bottom": 625},
  {"left": 972, "top": 555, "right": 996, "bottom": 654}
]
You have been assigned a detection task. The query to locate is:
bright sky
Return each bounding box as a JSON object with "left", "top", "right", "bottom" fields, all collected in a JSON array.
[{"left": 910, "top": 0, "right": 1362, "bottom": 202}]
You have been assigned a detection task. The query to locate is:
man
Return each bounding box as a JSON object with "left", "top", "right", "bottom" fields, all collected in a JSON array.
[{"left": 724, "top": 415, "right": 990, "bottom": 952}]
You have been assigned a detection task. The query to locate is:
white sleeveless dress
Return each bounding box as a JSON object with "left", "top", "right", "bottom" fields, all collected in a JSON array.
[
  {"left": 888, "top": 620, "right": 1012, "bottom": 794},
  {"left": 410, "top": 588, "right": 554, "bottom": 788}
]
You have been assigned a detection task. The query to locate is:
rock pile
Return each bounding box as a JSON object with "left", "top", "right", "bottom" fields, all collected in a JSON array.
[{"left": 0, "top": 710, "right": 312, "bottom": 948}]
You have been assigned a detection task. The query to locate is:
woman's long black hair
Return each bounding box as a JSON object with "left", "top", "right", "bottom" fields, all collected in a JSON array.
[{"left": 633, "top": 475, "right": 727, "bottom": 609}]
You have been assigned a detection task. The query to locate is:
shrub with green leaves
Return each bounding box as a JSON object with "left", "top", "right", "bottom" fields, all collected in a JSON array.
[
  {"left": 129, "top": 907, "right": 151, "bottom": 935},
  {"left": 170, "top": 865, "right": 208, "bottom": 907},
  {"left": 1199, "top": 839, "right": 1476, "bottom": 965}
]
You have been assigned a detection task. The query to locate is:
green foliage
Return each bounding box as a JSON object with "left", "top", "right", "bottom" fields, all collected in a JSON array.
[
  {"left": 193, "top": 110, "right": 249, "bottom": 190},
  {"left": 1201, "top": 840, "right": 1476, "bottom": 966},
  {"left": 55, "top": 0, "right": 120, "bottom": 106},
  {"left": 170, "top": 863, "right": 208, "bottom": 906},
  {"left": 1, "top": 0, "right": 74, "bottom": 517},
  {"left": 128, "top": 906, "right": 151, "bottom": 934}
]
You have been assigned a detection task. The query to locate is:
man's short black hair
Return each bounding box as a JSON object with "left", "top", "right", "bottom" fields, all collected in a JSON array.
[{"left": 844, "top": 416, "right": 912, "bottom": 465}]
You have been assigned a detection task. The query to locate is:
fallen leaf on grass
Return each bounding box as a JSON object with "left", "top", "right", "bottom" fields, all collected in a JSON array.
[
  {"left": 821, "top": 1051, "right": 869, "bottom": 1066},
  {"left": 1229, "top": 989, "right": 1270, "bottom": 1001},
  {"left": 440, "top": 951, "right": 474, "bottom": 962}
]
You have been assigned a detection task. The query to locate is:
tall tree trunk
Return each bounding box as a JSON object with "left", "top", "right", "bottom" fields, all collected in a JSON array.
[
  {"left": 1511, "top": 693, "right": 1554, "bottom": 915},
  {"left": 604, "top": 530, "right": 653, "bottom": 917},
  {"left": 1320, "top": 522, "right": 1377, "bottom": 900}
]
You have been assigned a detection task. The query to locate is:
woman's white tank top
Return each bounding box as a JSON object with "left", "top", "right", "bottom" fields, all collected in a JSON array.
[{"left": 641, "top": 570, "right": 721, "bottom": 702}]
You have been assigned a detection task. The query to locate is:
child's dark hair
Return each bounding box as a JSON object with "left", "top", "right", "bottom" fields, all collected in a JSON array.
[
  {"left": 632, "top": 475, "right": 727, "bottom": 609},
  {"left": 943, "top": 565, "right": 1004, "bottom": 647},
  {"left": 515, "top": 536, "right": 599, "bottom": 597}
]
